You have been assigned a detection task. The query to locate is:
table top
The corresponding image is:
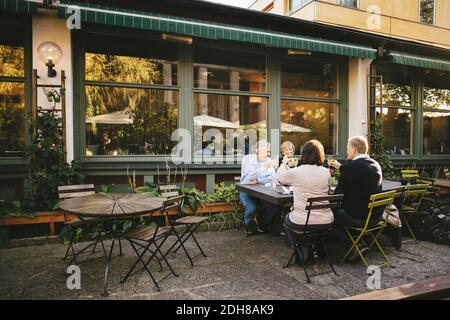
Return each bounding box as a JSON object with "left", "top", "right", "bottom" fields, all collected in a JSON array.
[
  {"left": 60, "top": 193, "right": 165, "bottom": 218},
  {"left": 237, "top": 180, "right": 403, "bottom": 206},
  {"left": 428, "top": 178, "right": 450, "bottom": 189},
  {"left": 236, "top": 183, "right": 293, "bottom": 206}
]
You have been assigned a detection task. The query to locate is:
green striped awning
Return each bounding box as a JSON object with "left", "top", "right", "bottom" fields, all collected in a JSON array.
[
  {"left": 391, "top": 52, "right": 450, "bottom": 72},
  {"left": 57, "top": 0, "right": 376, "bottom": 59},
  {"left": 1, "top": 0, "right": 38, "bottom": 14}
]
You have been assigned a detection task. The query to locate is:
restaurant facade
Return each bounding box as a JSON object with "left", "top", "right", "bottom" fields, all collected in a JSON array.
[{"left": 0, "top": 0, "right": 449, "bottom": 200}]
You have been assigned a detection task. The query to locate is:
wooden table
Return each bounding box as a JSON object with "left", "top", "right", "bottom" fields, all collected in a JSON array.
[
  {"left": 426, "top": 178, "right": 450, "bottom": 189},
  {"left": 60, "top": 193, "right": 165, "bottom": 296}
]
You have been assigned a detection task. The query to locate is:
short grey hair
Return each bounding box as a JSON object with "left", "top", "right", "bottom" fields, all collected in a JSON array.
[
  {"left": 348, "top": 136, "right": 369, "bottom": 154},
  {"left": 253, "top": 140, "right": 270, "bottom": 153}
]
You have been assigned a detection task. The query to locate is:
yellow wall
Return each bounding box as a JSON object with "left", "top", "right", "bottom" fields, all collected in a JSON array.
[
  {"left": 252, "top": 0, "right": 450, "bottom": 49},
  {"left": 314, "top": 0, "right": 450, "bottom": 48}
]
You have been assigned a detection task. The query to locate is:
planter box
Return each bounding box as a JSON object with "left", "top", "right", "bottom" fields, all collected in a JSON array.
[{"left": 0, "top": 203, "right": 243, "bottom": 237}]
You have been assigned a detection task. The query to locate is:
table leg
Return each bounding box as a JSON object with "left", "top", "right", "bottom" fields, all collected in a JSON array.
[{"left": 101, "top": 238, "right": 115, "bottom": 297}]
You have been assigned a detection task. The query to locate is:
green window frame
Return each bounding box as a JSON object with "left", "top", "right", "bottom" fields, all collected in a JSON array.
[
  {"left": 73, "top": 28, "right": 183, "bottom": 163},
  {"left": 0, "top": 17, "right": 31, "bottom": 167},
  {"left": 279, "top": 54, "right": 348, "bottom": 158},
  {"left": 72, "top": 26, "right": 350, "bottom": 167}
]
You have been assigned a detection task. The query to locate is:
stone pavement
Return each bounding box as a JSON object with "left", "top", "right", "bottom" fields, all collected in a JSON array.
[{"left": 0, "top": 229, "right": 449, "bottom": 300}]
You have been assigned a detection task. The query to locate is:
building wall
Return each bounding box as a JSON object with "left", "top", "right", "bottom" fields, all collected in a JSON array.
[
  {"left": 253, "top": 0, "right": 450, "bottom": 49},
  {"left": 32, "top": 9, "right": 74, "bottom": 162}
]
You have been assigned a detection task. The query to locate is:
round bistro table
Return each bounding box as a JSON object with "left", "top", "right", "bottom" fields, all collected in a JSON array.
[{"left": 60, "top": 193, "right": 165, "bottom": 296}]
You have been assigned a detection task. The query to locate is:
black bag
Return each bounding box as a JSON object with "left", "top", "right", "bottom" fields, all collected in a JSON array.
[
  {"left": 407, "top": 211, "right": 447, "bottom": 242},
  {"left": 432, "top": 219, "right": 450, "bottom": 245}
]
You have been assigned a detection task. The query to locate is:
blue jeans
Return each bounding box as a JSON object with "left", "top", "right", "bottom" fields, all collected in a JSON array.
[{"left": 239, "top": 192, "right": 279, "bottom": 226}]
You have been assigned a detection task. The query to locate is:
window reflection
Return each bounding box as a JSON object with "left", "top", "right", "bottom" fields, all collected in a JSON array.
[
  {"left": 193, "top": 94, "right": 267, "bottom": 156},
  {"left": 281, "top": 59, "right": 337, "bottom": 98},
  {"left": 375, "top": 107, "right": 412, "bottom": 156},
  {"left": 194, "top": 47, "right": 266, "bottom": 92},
  {"left": 85, "top": 87, "right": 178, "bottom": 156},
  {"left": 281, "top": 100, "right": 338, "bottom": 155},
  {"left": 86, "top": 53, "right": 177, "bottom": 85},
  {"left": 423, "top": 79, "right": 450, "bottom": 155},
  {"left": 0, "top": 45, "right": 24, "bottom": 77}
]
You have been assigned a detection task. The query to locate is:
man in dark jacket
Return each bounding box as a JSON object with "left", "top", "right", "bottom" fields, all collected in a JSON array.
[{"left": 329, "top": 135, "right": 383, "bottom": 227}]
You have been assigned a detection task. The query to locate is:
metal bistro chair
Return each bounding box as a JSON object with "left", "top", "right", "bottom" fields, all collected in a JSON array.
[
  {"left": 58, "top": 184, "right": 111, "bottom": 264},
  {"left": 401, "top": 169, "right": 419, "bottom": 184},
  {"left": 341, "top": 190, "right": 397, "bottom": 268},
  {"left": 160, "top": 185, "right": 210, "bottom": 267},
  {"left": 399, "top": 184, "right": 429, "bottom": 243},
  {"left": 283, "top": 194, "right": 344, "bottom": 283},
  {"left": 445, "top": 169, "right": 450, "bottom": 179},
  {"left": 120, "top": 196, "right": 182, "bottom": 291}
]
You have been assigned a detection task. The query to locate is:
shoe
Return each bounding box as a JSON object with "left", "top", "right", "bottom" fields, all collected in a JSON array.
[
  {"left": 359, "top": 240, "right": 370, "bottom": 255},
  {"left": 254, "top": 216, "right": 265, "bottom": 233},
  {"left": 243, "top": 221, "right": 257, "bottom": 235}
]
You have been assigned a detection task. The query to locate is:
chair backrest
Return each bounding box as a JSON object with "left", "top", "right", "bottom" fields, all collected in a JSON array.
[
  {"left": 444, "top": 169, "right": 450, "bottom": 179},
  {"left": 401, "top": 184, "right": 428, "bottom": 212},
  {"left": 304, "top": 194, "right": 344, "bottom": 228},
  {"left": 401, "top": 169, "right": 419, "bottom": 180},
  {"left": 58, "top": 184, "right": 95, "bottom": 199},
  {"left": 159, "top": 184, "right": 180, "bottom": 198},
  {"left": 358, "top": 190, "right": 397, "bottom": 231},
  {"left": 160, "top": 195, "right": 185, "bottom": 220}
]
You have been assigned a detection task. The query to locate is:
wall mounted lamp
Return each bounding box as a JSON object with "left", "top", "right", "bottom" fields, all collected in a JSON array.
[{"left": 37, "top": 41, "right": 63, "bottom": 78}]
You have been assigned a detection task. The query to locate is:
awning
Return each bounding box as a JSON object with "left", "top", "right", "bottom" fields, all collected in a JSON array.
[
  {"left": 391, "top": 52, "right": 450, "bottom": 72},
  {"left": 0, "top": 0, "right": 38, "bottom": 14},
  {"left": 57, "top": 0, "right": 376, "bottom": 59}
]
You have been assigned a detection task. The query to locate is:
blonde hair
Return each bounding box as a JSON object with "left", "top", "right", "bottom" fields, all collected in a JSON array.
[
  {"left": 280, "top": 141, "right": 295, "bottom": 154},
  {"left": 348, "top": 136, "right": 369, "bottom": 154}
]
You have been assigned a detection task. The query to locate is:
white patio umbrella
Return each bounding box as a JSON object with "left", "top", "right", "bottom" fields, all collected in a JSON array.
[
  {"left": 246, "top": 121, "right": 312, "bottom": 133},
  {"left": 194, "top": 114, "right": 240, "bottom": 129},
  {"left": 86, "top": 110, "right": 132, "bottom": 125}
]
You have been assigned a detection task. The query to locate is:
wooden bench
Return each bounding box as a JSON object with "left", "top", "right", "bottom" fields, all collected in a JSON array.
[{"left": 341, "top": 275, "right": 450, "bottom": 300}]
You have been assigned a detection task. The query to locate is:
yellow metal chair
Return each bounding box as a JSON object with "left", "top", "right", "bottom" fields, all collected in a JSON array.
[
  {"left": 444, "top": 169, "right": 450, "bottom": 179},
  {"left": 400, "top": 184, "right": 429, "bottom": 243},
  {"left": 341, "top": 190, "right": 397, "bottom": 268},
  {"left": 401, "top": 169, "right": 419, "bottom": 184}
]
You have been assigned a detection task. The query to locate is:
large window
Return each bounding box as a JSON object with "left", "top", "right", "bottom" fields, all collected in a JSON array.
[
  {"left": 0, "top": 27, "right": 26, "bottom": 158},
  {"left": 423, "top": 71, "right": 450, "bottom": 155},
  {"left": 193, "top": 47, "right": 267, "bottom": 157},
  {"left": 281, "top": 58, "right": 339, "bottom": 155},
  {"left": 374, "top": 64, "right": 414, "bottom": 156},
  {"left": 84, "top": 35, "right": 178, "bottom": 156},
  {"left": 420, "top": 0, "right": 435, "bottom": 24}
]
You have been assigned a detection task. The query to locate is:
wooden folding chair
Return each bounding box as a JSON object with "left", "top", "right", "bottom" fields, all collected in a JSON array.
[
  {"left": 283, "top": 194, "right": 344, "bottom": 283},
  {"left": 399, "top": 184, "right": 429, "bottom": 243},
  {"left": 341, "top": 190, "right": 397, "bottom": 268},
  {"left": 58, "top": 184, "right": 110, "bottom": 264},
  {"left": 120, "top": 196, "right": 181, "bottom": 291}
]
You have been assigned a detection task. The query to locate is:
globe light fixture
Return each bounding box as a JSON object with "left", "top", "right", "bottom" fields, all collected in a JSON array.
[{"left": 37, "top": 41, "right": 63, "bottom": 77}]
